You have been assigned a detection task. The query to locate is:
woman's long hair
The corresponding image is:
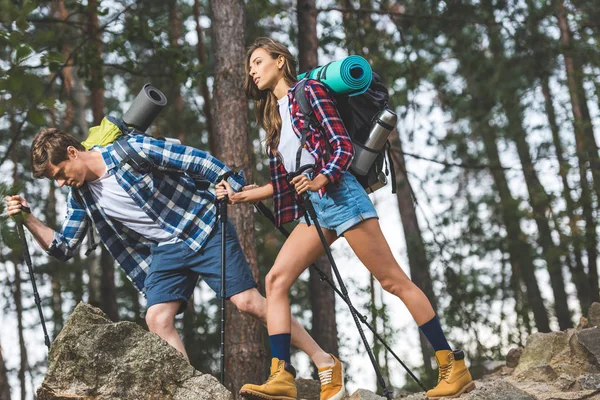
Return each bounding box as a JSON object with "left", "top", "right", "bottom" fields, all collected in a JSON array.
[{"left": 245, "top": 37, "right": 297, "bottom": 156}]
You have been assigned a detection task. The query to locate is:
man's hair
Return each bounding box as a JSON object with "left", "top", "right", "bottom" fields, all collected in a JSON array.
[{"left": 31, "top": 128, "right": 85, "bottom": 178}]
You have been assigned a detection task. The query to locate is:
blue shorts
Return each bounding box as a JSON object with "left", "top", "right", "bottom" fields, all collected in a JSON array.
[
  {"left": 300, "top": 171, "right": 378, "bottom": 236},
  {"left": 144, "top": 218, "right": 258, "bottom": 314}
]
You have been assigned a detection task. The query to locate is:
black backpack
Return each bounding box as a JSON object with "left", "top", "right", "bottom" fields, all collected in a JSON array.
[{"left": 294, "top": 72, "right": 397, "bottom": 194}]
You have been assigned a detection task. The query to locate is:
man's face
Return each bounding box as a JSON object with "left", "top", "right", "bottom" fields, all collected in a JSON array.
[{"left": 44, "top": 146, "right": 87, "bottom": 188}]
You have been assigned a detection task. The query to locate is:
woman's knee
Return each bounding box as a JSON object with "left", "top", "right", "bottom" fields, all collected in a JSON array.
[
  {"left": 379, "top": 274, "right": 414, "bottom": 298},
  {"left": 265, "top": 268, "right": 292, "bottom": 295}
]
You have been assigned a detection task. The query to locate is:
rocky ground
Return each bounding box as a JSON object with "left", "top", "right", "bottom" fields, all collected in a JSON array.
[{"left": 37, "top": 302, "right": 600, "bottom": 399}]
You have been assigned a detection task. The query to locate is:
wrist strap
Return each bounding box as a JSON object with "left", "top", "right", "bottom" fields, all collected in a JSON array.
[{"left": 218, "top": 171, "right": 234, "bottom": 182}]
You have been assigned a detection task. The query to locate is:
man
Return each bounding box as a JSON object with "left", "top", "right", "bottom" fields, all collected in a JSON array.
[{"left": 5, "top": 128, "right": 344, "bottom": 400}]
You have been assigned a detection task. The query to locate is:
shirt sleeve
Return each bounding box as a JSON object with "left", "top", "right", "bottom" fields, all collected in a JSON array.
[
  {"left": 305, "top": 80, "right": 354, "bottom": 183},
  {"left": 46, "top": 189, "right": 89, "bottom": 261},
  {"left": 129, "top": 137, "right": 246, "bottom": 192}
]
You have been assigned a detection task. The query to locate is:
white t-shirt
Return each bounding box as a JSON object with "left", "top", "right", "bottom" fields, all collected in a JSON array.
[
  {"left": 278, "top": 94, "right": 316, "bottom": 173},
  {"left": 87, "top": 157, "right": 180, "bottom": 244}
]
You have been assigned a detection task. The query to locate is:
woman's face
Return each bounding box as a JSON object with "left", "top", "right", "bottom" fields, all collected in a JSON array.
[{"left": 248, "top": 47, "right": 283, "bottom": 91}]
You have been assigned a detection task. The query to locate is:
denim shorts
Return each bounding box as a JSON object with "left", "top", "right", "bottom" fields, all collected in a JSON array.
[
  {"left": 144, "top": 218, "right": 258, "bottom": 314},
  {"left": 300, "top": 171, "right": 378, "bottom": 236}
]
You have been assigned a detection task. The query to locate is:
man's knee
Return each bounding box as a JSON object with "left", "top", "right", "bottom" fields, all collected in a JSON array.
[
  {"left": 145, "top": 303, "right": 179, "bottom": 333},
  {"left": 230, "top": 289, "right": 265, "bottom": 320}
]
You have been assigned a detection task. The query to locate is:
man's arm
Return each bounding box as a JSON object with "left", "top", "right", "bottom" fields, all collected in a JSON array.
[
  {"left": 4, "top": 195, "right": 54, "bottom": 249},
  {"left": 5, "top": 192, "right": 89, "bottom": 261},
  {"left": 127, "top": 136, "right": 246, "bottom": 191}
]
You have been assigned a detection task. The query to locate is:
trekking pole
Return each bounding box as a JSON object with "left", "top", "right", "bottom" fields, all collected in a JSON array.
[
  {"left": 13, "top": 211, "right": 51, "bottom": 349},
  {"left": 219, "top": 197, "right": 228, "bottom": 384},
  {"left": 252, "top": 201, "right": 427, "bottom": 392},
  {"left": 298, "top": 193, "right": 394, "bottom": 400}
]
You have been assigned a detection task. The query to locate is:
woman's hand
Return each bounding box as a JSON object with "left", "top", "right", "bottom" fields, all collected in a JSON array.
[{"left": 290, "top": 174, "right": 329, "bottom": 195}]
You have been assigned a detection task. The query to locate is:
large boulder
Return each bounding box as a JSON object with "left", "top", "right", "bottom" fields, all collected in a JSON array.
[
  {"left": 513, "top": 327, "right": 600, "bottom": 383},
  {"left": 37, "top": 302, "right": 232, "bottom": 400}
]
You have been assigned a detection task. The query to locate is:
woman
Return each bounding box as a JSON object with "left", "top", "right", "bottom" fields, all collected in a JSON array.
[{"left": 217, "top": 37, "right": 475, "bottom": 400}]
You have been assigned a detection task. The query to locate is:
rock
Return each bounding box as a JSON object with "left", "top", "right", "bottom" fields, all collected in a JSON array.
[
  {"left": 576, "top": 327, "right": 600, "bottom": 366},
  {"left": 577, "top": 317, "right": 590, "bottom": 330},
  {"left": 36, "top": 302, "right": 232, "bottom": 400},
  {"left": 348, "top": 388, "right": 387, "bottom": 399},
  {"left": 589, "top": 303, "right": 600, "bottom": 327},
  {"left": 458, "top": 379, "right": 535, "bottom": 400},
  {"left": 506, "top": 347, "right": 524, "bottom": 368},
  {"left": 296, "top": 378, "right": 320, "bottom": 399},
  {"left": 514, "top": 332, "right": 568, "bottom": 381},
  {"left": 394, "top": 390, "right": 425, "bottom": 399},
  {"left": 577, "top": 373, "right": 600, "bottom": 390}
]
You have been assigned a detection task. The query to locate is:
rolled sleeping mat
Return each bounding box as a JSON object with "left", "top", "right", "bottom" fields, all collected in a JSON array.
[
  {"left": 297, "top": 55, "right": 373, "bottom": 96},
  {"left": 122, "top": 83, "right": 168, "bottom": 132}
]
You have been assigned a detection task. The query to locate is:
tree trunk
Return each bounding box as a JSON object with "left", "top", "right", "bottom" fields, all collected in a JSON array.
[
  {"left": 193, "top": 0, "right": 216, "bottom": 154},
  {"left": 477, "top": 119, "right": 550, "bottom": 332},
  {"left": 86, "top": 0, "right": 118, "bottom": 319},
  {"left": 45, "top": 182, "right": 64, "bottom": 336},
  {"left": 0, "top": 344, "right": 10, "bottom": 400},
  {"left": 503, "top": 99, "right": 572, "bottom": 329},
  {"left": 555, "top": 0, "right": 600, "bottom": 302},
  {"left": 541, "top": 74, "right": 591, "bottom": 315},
  {"left": 482, "top": 0, "right": 571, "bottom": 329},
  {"left": 298, "top": 0, "right": 340, "bottom": 374},
  {"left": 168, "top": 0, "right": 187, "bottom": 143},
  {"left": 389, "top": 130, "right": 435, "bottom": 372},
  {"left": 51, "top": 0, "right": 75, "bottom": 129},
  {"left": 209, "top": 0, "right": 268, "bottom": 394},
  {"left": 87, "top": 0, "right": 105, "bottom": 125},
  {"left": 100, "top": 244, "right": 119, "bottom": 321}
]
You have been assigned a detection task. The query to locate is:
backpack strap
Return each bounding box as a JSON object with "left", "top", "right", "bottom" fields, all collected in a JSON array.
[
  {"left": 385, "top": 141, "right": 397, "bottom": 194},
  {"left": 294, "top": 79, "right": 329, "bottom": 172},
  {"left": 294, "top": 79, "right": 316, "bottom": 173},
  {"left": 113, "top": 135, "right": 155, "bottom": 172}
]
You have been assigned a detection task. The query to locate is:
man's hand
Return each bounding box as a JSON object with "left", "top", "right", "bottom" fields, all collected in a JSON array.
[
  {"left": 4, "top": 195, "right": 31, "bottom": 219},
  {"left": 216, "top": 180, "right": 237, "bottom": 203},
  {"left": 290, "top": 174, "right": 329, "bottom": 195}
]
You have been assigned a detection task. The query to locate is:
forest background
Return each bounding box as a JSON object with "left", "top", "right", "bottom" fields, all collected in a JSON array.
[{"left": 0, "top": 0, "right": 599, "bottom": 399}]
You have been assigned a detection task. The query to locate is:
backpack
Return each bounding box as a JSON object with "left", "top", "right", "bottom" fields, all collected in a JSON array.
[{"left": 294, "top": 72, "right": 397, "bottom": 194}]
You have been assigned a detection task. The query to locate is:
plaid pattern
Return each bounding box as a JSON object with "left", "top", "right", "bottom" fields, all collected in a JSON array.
[
  {"left": 47, "top": 135, "right": 245, "bottom": 294},
  {"left": 269, "top": 79, "right": 354, "bottom": 226}
]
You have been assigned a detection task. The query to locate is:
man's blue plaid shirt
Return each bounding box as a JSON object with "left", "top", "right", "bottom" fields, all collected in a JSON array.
[{"left": 46, "top": 135, "right": 245, "bottom": 295}]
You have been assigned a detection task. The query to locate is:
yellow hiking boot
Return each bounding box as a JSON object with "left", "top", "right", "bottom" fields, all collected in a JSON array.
[
  {"left": 239, "top": 358, "right": 297, "bottom": 400},
  {"left": 426, "top": 350, "right": 475, "bottom": 399},
  {"left": 317, "top": 354, "right": 345, "bottom": 400}
]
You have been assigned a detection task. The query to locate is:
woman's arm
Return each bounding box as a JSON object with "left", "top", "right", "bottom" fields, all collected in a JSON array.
[{"left": 216, "top": 181, "right": 274, "bottom": 204}]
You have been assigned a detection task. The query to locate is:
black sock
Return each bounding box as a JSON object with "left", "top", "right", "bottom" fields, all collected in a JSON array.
[
  {"left": 419, "top": 316, "right": 452, "bottom": 352},
  {"left": 269, "top": 333, "right": 291, "bottom": 363}
]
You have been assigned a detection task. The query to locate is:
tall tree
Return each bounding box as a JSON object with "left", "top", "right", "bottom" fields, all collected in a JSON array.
[
  {"left": 297, "top": 0, "right": 340, "bottom": 373},
  {"left": 210, "top": 0, "right": 268, "bottom": 393},
  {"left": 193, "top": 0, "right": 216, "bottom": 154},
  {"left": 168, "top": 0, "right": 187, "bottom": 143},
  {"left": 483, "top": 0, "right": 571, "bottom": 329},
  {"left": 10, "top": 142, "right": 29, "bottom": 400},
  {"left": 541, "top": 74, "right": 590, "bottom": 313},
  {"left": 555, "top": 0, "right": 600, "bottom": 302},
  {"left": 86, "top": 0, "right": 118, "bottom": 321},
  {"left": 0, "top": 344, "right": 9, "bottom": 400}
]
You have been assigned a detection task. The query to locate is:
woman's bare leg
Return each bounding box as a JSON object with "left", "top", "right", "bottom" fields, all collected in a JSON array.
[
  {"left": 343, "top": 218, "right": 435, "bottom": 325},
  {"left": 265, "top": 223, "right": 337, "bottom": 335}
]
